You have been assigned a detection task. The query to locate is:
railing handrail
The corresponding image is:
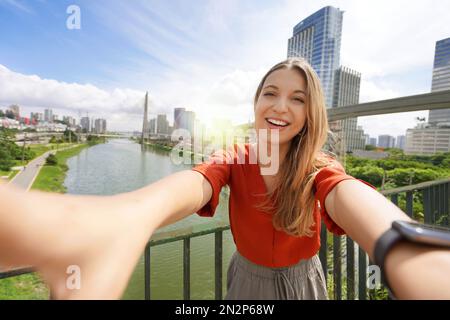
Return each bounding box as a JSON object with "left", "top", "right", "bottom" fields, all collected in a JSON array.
[
  {"left": 327, "top": 89, "right": 450, "bottom": 121},
  {"left": 381, "top": 177, "right": 450, "bottom": 196},
  {"left": 1, "top": 177, "right": 448, "bottom": 301},
  {"left": 149, "top": 221, "right": 230, "bottom": 246}
]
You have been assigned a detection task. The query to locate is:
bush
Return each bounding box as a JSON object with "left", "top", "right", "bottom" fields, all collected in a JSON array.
[
  {"left": 347, "top": 165, "right": 384, "bottom": 187},
  {"left": 45, "top": 154, "right": 58, "bottom": 166},
  {"left": 0, "top": 149, "right": 14, "bottom": 171},
  {"left": 386, "top": 168, "right": 440, "bottom": 186}
]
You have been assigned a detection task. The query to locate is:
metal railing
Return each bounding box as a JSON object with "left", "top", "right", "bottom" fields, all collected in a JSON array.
[
  {"left": 319, "top": 177, "right": 450, "bottom": 300},
  {"left": 0, "top": 179, "right": 448, "bottom": 300},
  {"left": 140, "top": 178, "right": 450, "bottom": 300},
  {"left": 1, "top": 89, "right": 450, "bottom": 299}
]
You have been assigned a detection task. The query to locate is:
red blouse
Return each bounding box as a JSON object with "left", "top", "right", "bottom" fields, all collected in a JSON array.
[{"left": 192, "top": 143, "right": 364, "bottom": 268}]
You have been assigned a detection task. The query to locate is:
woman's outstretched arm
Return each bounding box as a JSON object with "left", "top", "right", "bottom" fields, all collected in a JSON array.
[
  {"left": 0, "top": 170, "right": 212, "bottom": 299},
  {"left": 325, "top": 179, "right": 450, "bottom": 299}
]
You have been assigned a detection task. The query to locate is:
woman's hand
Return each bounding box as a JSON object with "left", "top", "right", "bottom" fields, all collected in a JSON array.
[{"left": 0, "top": 169, "right": 210, "bottom": 299}]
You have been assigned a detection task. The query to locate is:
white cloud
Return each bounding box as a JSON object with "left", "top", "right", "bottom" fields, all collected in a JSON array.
[
  {"left": 2, "top": 0, "right": 450, "bottom": 135},
  {"left": 0, "top": 64, "right": 146, "bottom": 131}
]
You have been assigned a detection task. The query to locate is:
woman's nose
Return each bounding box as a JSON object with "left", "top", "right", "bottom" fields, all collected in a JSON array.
[{"left": 272, "top": 97, "right": 289, "bottom": 113}]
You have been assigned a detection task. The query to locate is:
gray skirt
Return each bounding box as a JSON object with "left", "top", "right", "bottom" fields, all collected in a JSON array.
[{"left": 225, "top": 251, "right": 328, "bottom": 300}]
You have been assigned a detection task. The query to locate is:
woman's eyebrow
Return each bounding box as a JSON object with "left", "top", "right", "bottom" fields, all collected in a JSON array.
[
  {"left": 263, "top": 85, "right": 306, "bottom": 95},
  {"left": 263, "top": 84, "right": 278, "bottom": 90},
  {"left": 293, "top": 89, "right": 307, "bottom": 95}
]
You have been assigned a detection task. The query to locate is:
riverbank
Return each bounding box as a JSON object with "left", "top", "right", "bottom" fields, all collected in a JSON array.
[
  {"left": 143, "top": 140, "right": 207, "bottom": 160},
  {"left": 0, "top": 142, "right": 100, "bottom": 299},
  {"left": 31, "top": 144, "right": 89, "bottom": 193}
]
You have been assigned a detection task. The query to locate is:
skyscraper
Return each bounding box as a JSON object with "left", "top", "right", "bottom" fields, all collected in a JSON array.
[
  {"left": 332, "top": 66, "right": 365, "bottom": 152},
  {"left": 149, "top": 118, "right": 156, "bottom": 135},
  {"left": 174, "top": 107, "right": 186, "bottom": 130},
  {"left": 396, "top": 135, "right": 406, "bottom": 150},
  {"left": 44, "top": 109, "right": 53, "bottom": 123},
  {"left": 142, "top": 92, "right": 149, "bottom": 141},
  {"left": 405, "top": 37, "right": 450, "bottom": 155},
  {"left": 287, "top": 6, "right": 344, "bottom": 108},
  {"left": 80, "top": 116, "right": 90, "bottom": 132},
  {"left": 429, "top": 37, "right": 450, "bottom": 125},
  {"left": 157, "top": 114, "right": 169, "bottom": 135},
  {"left": 378, "top": 135, "right": 396, "bottom": 149},
  {"left": 94, "top": 118, "right": 107, "bottom": 134},
  {"left": 9, "top": 105, "right": 20, "bottom": 119}
]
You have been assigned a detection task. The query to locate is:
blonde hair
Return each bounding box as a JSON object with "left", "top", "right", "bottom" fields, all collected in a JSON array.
[{"left": 254, "top": 58, "right": 333, "bottom": 237}]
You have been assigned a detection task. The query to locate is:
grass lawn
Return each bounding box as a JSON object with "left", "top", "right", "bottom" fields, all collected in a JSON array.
[
  {"left": 0, "top": 169, "right": 20, "bottom": 181},
  {"left": 0, "top": 273, "right": 49, "bottom": 300}
]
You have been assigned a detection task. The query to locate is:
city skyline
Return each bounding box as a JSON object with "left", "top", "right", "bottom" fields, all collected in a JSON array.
[{"left": 1, "top": 1, "right": 450, "bottom": 136}]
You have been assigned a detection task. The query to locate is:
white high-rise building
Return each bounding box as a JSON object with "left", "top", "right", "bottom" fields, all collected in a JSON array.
[{"left": 406, "top": 37, "right": 450, "bottom": 155}]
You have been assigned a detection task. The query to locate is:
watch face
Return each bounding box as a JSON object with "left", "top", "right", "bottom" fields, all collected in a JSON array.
[{"left": 393, "top": 220, "right": 450, "bottom": 247}]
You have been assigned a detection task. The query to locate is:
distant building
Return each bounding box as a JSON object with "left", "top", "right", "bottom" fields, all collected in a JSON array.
[
  {"left": 157, "top": 114, "right": 169, "bottom": 135},
  {"left": 396, "top": 135, "right": 406, "bottom": 150},
  {"left": 63, "top": 116, "right": 76, "bottom": 127},
  {"left": 378, "top": 135, "right": 396, "bottom": 148},
  {"left": 405, "top": 37, "right": 450, "bottom": 154},
  {"left": 429, "top": 37, "right": 450, "bottom": 125},
  {"left": 173, "top": 108, "right": 195, "bottom": 137},
  {"left": 94, "top": 118, "right": 107, "bottom": 134},
  {"left": 80, "top": 116, "right": 90, "bottom": 132},
  {"left": 369, "top": 137, "right": 377, "bottom": 147},
  {"left": 174, "top": 108, "right": 186, "bottom": 130},
  {"left": 405, "top": 126, "right": 450, "bottom": 155},
  {"left": 287, "top": 6, "right": 343, "bottom": 108},
  {"left": 332, "top": 66, "right": 365, "bottom": 152},
  {"left": 183, "top": 111, "right": 195, "bottom": 137},
  {"left": 149, "top": 118, "right": 156, "bottom": 135},
  {"left": 44, "top": 109, "right": 53, "bottom": 123},
  {"left": 363, "top": 134, "right": 370, "bottom": 145},
  {"left": 352, "top": 150, "right": 389, "bottom": 160},
  {"left": 9, "top": 104, "right": 20, "bottom": 119}
]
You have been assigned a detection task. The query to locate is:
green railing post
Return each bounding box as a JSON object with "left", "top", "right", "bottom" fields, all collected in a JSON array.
[
  {"left": 346, "top": 237, "right": 355, "bottom": 300},
  {"left": 358, "top": 246, "right": 367, "bottom": 300},
  {"left": 215, "top": 230, "right": 223, "bottom": 300},
  {"left": 144, "top": 243, "right": 151, "bottom": 300},
  {"left": 406, "top": 191, "right": 413, "bottom": 217},
  {"left": 333, "top": 235, "right": 341, "bottom": 300},
  {"left": 183, "top": 238, "right": 191, "bottom": 300},
  {"left": 319, "top": 223, "right": 328, "bottom": 285}
]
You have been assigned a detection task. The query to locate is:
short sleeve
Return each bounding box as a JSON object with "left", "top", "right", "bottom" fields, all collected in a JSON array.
[
  {"left": 191, "top": 149, "right": 232, "bottom": 217},
  {"left": 314, "top": 160, "right": 375, "bottom": 235}
]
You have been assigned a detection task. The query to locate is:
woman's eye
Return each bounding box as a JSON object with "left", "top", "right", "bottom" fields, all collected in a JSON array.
[
  {"left": 263, "top": 92, "right": 275, "bottom": 97},
  {"left": 293, "top": 97, "right": 304, "bottom": 103}
]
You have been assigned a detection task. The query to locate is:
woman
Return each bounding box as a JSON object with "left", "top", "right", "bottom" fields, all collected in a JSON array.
[
  {"left": 192, "top": 58, "right": 366, "bottom": 299},
  {"left": 0, "top": 58, "right": 449, "bottom": 300}
]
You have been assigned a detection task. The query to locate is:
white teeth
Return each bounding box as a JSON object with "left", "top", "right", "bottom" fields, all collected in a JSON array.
[{"left": 267, "top": 118, "right": 289, "bottom": 126}]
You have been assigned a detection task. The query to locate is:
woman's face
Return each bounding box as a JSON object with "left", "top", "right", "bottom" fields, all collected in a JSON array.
[{"left": 254, "top": 67, "right": 307, "bottom": 147}]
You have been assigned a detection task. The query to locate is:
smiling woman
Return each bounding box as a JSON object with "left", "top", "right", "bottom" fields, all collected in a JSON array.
[{"left": 0, "top": 58, "right": 449, "bottom": 300}]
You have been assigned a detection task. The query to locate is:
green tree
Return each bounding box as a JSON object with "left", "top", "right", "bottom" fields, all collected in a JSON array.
[
  {"left": 45, "top": 153, "right": 58, "bottom": 166},
  {"left": 0, "top": 148, "right": 14, "bottom": 171},
  {"left": 386, "top": 168, "right": 440, "bottom": 186},
  {"left": 347, "top": 165, "right": 384, "bottom": 187}
]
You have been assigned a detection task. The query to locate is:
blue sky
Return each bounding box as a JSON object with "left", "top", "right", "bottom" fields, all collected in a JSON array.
[{"left": 1, "top": 0, "right": 449, "bottom": 135}]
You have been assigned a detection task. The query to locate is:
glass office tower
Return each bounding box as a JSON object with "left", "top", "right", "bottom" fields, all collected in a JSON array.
[
  {"left": 429, "top": 37, "right": 450, "bottom": 125},
  {"left": 287, "top": 6, "right": 344, "bottom": 108}
]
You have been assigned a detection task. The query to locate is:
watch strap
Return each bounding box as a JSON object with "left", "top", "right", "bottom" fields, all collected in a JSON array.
[{"left": 373, "top": 227, "right": 403, "bottom": 296}]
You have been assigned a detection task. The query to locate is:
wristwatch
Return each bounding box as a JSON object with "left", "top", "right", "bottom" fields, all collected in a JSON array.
[{"left": 373, "top": 220, "right": 450, "bottom": 298}]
